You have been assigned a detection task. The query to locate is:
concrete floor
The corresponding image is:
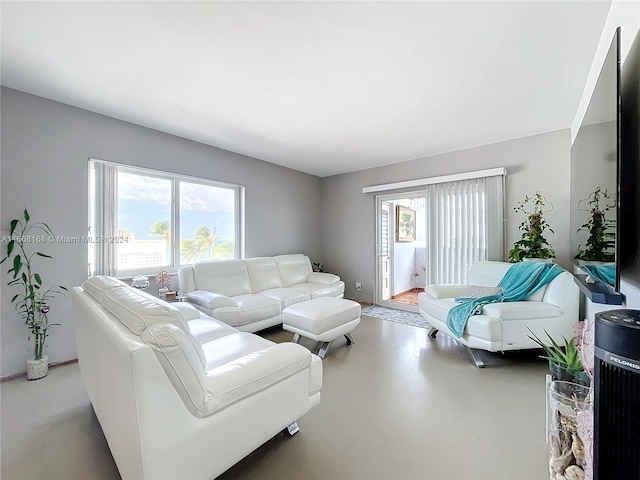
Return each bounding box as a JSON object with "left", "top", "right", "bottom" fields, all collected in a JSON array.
[{"left": 1, "top": 315, "right": 550, "bottom": 480}]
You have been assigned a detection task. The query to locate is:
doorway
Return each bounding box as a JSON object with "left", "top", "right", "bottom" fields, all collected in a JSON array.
[{"left": 375, "top": 192, "right": 426, "bottom": 312}]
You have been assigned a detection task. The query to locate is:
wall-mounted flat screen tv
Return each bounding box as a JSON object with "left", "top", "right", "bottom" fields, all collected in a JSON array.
[
  {"left": 570, "top": 28, "right": 620, "bottom": 290},
  {"left": 619, "top": 29, "right": 640, "bottom": 294}
]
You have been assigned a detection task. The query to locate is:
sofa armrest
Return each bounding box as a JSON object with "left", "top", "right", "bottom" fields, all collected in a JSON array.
[
  {"left": 172, "top": 302, "right": 204, "bottom": 321},
  {"left": 187, "top": 290, "right": 237, "bottom": 309},
  {"left": 424, "top": 284, "right": 467, "bottom": 299},
  {"left": 306, "top": 272, "right": 340, "bottom": 285},
  {"left": 204, "top": 343, "right": 312, "bottom": 413}
]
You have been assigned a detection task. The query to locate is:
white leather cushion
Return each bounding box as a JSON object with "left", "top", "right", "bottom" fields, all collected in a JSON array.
[
  {"left": 274, "top": 254, "right": 312, "bottom": 287},
  {"left": 466, "top": 262, "right": 546, "bottom": 301},
  {"left": 289, "top": 281, "right": 345, "bottom": 299},
  {"left": 193, "top": 260, "right": 252, "bottom": 297},
  {"left": 203, "top": 342, "right": 311, "bottom": 413},
  {"left": 187, "top": 317, "right": 238, "bottom": 345},
  {"left": 172, "top": 302, "right": 204, "bottom": 321},
  {"left": 309, "top": 354, "right": 323, "bottom": 396},
  {"left": 178, "top": 264, "right": 196, "bottom": 294},
  {"left": 258, "top": 288, "right": 310, "bottom": 308},
  {"left": 459, "top": 285, "right": 504, "bottom": 298},
  {"left": 306, "top": 272, "right": 340, "bottom": 285},
  {"left": 210, "top": 294, "right": 281, "bottom": 327},
  {"left": 82, "top": 276, "right": 128, "bottom": 303},
  {"left": 245, "top": 257, "right": 283, "bottom": 293},
  {"left": 101, "top": 286, "right": 188, "bottom": 335},
  {"left": 423, "top": 284, "right": 466, "bottom": 299},
  {"left": 200, "top": 331, "right": 274, "bottom": 371},
  {"left": 418, "top": 296, "right": 457, "bottom": 323},
  {"left": 465, "top": 314, "right": 503, "bottom": 341},
  {"left": 542, "top": 271, "right": 577, "bottom": 308},
  {"left": 482, "top": 302, "right": 562, "bottom": 321},
  {"left": 187, "top": 290, "right": 237, "bottom": 309},
  {"left": 525, "top": 285, "right": 548, "bottom": 302},
  {"left": 467, "top": 261, "right": 511, "bottom": 287},
  {"left": 141, "top": 323, "right": 210, "bottom": 417},
  {"left": 283, "top": 297, "right": 360, "bottom": 335}
]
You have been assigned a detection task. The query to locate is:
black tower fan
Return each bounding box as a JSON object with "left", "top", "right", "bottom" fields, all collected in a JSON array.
[{"left": 594, "top": 309, "right": 640, "bottom": 479}]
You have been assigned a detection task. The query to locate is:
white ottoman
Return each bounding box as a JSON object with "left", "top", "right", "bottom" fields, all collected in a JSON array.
[{"left": 282, "top": 297, "right": 361, "bottom": 359}]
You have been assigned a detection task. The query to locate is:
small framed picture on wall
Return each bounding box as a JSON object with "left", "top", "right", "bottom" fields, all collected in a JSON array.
[{"left": 396, "top": 205, "right": 416, "bottom": 242}]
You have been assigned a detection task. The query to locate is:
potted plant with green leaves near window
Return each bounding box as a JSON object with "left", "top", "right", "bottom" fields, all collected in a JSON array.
[
  {"left": 508, "top": 192, "right": 556, "bottom": 263},
  {"left": 575, "top": 186, "right": 616, "bottom": 265},
  {"left": 1, "top": 209, "right": 67, "bottom": 380}
]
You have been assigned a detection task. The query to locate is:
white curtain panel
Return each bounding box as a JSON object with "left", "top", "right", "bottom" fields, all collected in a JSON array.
[
  {"left": 91, "top": 161, "right": 119, "bottom": 276},
  {"left": 426, "top": 175, "right": 504, "bottom": 284}
]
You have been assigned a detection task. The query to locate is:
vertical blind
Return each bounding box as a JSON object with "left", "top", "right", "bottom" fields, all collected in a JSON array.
[
  {"left": 92, "top": 161, "right": 119, "bottom": 276},
  {"left": 426, "top": 175, "right": 504, "bottom": 284}
]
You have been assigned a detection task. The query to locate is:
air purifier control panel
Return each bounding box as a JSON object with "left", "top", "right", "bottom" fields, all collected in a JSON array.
[{"left": 597, "top": 308, "right": 640, "bottom": 327}]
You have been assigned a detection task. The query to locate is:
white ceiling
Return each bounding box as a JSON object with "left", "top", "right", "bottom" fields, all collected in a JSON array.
[{"left": 1, "top": 1, "right": 611, "bottom": 177}]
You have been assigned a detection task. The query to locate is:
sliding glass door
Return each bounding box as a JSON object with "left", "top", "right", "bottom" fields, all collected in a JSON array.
[{"left": 374, "top": 173, "right": 504, "bottom": 311}]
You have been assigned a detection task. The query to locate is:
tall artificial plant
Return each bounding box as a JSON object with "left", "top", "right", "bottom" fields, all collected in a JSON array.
[
  {"left": 508, "top": 192, "right": 556, "bottom": 262},
  {"left": 575, "top": 187, "right": 616, "bottom": 262},
  {"left": 1, "top": 209, "right": 67, "bottom": 360}
]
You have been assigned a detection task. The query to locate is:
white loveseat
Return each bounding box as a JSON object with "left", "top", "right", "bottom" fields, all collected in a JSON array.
[
  {"left": 418, "top": 261, "right": 579, "bottom": 367},
  {"left": 72, "top": 276, "right": 322, "bottom": 480},
  {"left": 178, "top": 254, "right": 345, "bottom": 332}
]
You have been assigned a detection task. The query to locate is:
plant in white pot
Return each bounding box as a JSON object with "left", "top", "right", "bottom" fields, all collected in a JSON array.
[
  {"left": 1, "top": 209, "right": 67, "bottom": 380},
  {"left": 508, "top": 191, "right": 556, "bottom": 263}
]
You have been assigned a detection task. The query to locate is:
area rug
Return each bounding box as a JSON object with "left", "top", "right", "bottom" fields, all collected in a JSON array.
[{"left": 361, "top": 305, "right": 431, "bottom": 330}]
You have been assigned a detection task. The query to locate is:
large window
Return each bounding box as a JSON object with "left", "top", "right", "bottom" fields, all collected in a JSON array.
[{"left": 89, "top": 160, "right": 243, "bottom": 276}]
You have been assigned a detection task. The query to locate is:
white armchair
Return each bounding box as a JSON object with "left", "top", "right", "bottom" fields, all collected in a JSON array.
[{"left": 418, "top": 261, "right": 580, "bottom": 367}]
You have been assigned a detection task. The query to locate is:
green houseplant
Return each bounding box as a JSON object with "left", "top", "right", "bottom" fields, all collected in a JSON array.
[
  {"left": 1, "top": 209, "right": 67, "bottom": 379},
  {"left": 575, "top": 187, "right": 616, "bottom": 263},
  {"left": 508, "top": 192, "right": 556, "bottom": 262},
  {"left": 527, "top": 327, "right": 588, "bottom": 386}
]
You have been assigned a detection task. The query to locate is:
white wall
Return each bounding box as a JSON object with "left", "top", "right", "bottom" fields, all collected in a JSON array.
[
  {"left": 320, "top": 129, "right": 572, "bottom": 302},
  {"left": 392, "top": 241, "right": 415, "bottom": 296},
  {"left": 572, "top": 0, "right": 640, "bottom": 142},
  {"left": 0, "top": 87, "right": 322, "bottom": 378}
]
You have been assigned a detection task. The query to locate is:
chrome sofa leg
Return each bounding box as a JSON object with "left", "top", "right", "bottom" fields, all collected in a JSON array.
[
  {"left": 344, "top": 333, "right": 355, "bottom": 345},
  {"left": 467, "top": 347, "right": 485, "bottom": 368},
  {"left": 285, "top": 421, "right": 299, "bottom": 436},
  {"left": 318, "top": 341, "right": 331, "bottom": 359},
  {"left": 427, "top": 327, "right": 439, "bottom": 338},
  {"left": 291, "top": 333, "right": 300, "bottom": 343}
]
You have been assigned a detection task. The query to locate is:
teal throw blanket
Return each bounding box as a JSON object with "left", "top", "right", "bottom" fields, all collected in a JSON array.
[
  {"left": 446, "top": 262, "right": 564, "bottom": 338},
  {"left": 581, "top": 264, "right": 615, "bottom": 287}
]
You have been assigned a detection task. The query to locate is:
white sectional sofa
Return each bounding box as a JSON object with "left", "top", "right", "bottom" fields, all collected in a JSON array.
[
  {"left": 418, "top": 261, "right": 579, "bottom": 367},
  {"left": 72, "top": 276, "right": 322, "bottom": 480},
  {"left": 178, "top": 254, "right": 345, "bottom": 332}
]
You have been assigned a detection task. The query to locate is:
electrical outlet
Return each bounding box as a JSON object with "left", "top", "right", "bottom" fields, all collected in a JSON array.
[{"left": 355, "top": 282, "right": 362, "bottom": 292}]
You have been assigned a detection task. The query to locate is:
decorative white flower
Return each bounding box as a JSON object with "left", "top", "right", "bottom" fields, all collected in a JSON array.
[{"left": 575, "top": 319, "right": 595, "bottom": 384}]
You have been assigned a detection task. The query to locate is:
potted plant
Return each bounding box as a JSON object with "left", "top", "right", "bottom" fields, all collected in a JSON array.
[
  {"left": 527, "top": 327, "right": 589, "bottom": 386},
  {"left": 1, "top": 209, "right": 67, "bottom": 379},
  {"left": 575, "top": 186, "right": 616, "bottom": 264},
  {"left": 508, "top": 192, "right": 556, "bottom": 262}
]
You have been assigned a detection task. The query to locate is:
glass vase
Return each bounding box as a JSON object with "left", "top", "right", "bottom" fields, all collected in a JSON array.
[
  {"left": 548, "top": 362, "right": 590, "bottom": 387},
  {"left": 548, "top": 380, "right": 593, "bottom": 480}
]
